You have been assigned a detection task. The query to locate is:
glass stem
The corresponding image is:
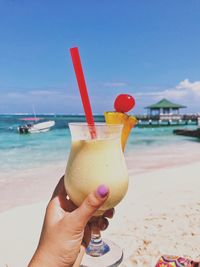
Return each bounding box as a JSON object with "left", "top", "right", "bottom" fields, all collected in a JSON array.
[{"left": 86, "top": 219, "right": 110, "bottom": 257}]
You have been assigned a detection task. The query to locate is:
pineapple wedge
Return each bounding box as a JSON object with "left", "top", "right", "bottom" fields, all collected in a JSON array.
[{"left": 104, "top": 112, "right": 137, "bottom": 151}]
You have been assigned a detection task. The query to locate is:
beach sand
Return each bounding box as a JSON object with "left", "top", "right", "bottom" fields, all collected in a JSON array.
[{"left": 0, "top": 142, "right": 200, "bottom": 266}]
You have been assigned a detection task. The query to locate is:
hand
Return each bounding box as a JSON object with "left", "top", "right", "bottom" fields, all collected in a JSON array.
[{"left": 28, "top": 177, "right": 114, "bottom": 267}]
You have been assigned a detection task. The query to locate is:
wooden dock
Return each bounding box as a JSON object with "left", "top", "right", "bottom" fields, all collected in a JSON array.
[{"left": 136, "top": 114, "right": 199, "bottom": 127}]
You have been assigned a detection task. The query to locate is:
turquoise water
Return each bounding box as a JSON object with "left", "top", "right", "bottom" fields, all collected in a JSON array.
[{"left": 0, "top": 114, "right": 198, "bottom": 172}]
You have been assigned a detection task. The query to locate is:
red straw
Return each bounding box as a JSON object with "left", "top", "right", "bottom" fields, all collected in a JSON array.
[{"left": 70, "top": 47, "right": 96, "bottom": 139}]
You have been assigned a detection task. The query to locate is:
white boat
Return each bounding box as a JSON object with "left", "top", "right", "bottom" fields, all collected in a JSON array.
[
  {"left": 18, "top": 120, "right": 55, "bottom": 134},
  {"left": 28, "top": 121, "right": 55, "bottom": 133}
]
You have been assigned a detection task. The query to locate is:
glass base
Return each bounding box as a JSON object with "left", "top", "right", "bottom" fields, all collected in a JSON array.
[
  {"left": 86, "top": 235, "right": 110, "bottom": 257},
  {"left": 81, "top": 239, "right": 123, "bottom": 267}
]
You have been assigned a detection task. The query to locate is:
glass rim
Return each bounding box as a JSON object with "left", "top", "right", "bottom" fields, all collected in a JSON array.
[{"left": 68, "top": 122, "right": 123, "bottom": 128}]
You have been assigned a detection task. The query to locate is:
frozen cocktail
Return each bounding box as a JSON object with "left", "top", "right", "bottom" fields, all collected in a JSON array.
[
  {"left": 64, "top": 123, "right": 128, "bottom": 216},
  {"left": 67, "top": 47, "right": 137, "bottom": 266}
]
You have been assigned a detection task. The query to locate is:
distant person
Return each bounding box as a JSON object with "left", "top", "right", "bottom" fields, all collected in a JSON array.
[{"left": 28, "top": 177, "right": 113, "bottom": 267}]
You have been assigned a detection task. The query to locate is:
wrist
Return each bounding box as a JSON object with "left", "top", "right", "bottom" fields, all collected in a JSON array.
[
  {"left": 28, "top": 246, "right": 76, "bottom": 267},
  {"left": 28, "top": 247, "right": 61, "bottom": 267}
]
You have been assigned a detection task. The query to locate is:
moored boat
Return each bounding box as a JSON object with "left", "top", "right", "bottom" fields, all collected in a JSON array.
[
  {"left": 18, "top": 120, "right": 55, "bottom": 134},
  {"left": 173, "top": 128, "right": 200, "bottom": 138}
]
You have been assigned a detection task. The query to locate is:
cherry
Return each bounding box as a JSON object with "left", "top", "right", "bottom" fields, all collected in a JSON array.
[{"left": 114, "top": 94, "right": 135, "bottom": 113}]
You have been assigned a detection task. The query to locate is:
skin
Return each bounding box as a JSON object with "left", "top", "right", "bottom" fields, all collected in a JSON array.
[{"left": 28, "top": 177, "right": 114, "bottom": 267}]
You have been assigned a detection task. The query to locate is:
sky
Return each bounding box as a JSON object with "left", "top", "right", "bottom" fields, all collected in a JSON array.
[{"left": 0, "top": 0, "right": 200, "bottom": 114}]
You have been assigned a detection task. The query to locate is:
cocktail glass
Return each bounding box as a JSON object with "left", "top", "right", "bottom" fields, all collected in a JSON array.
[{"left": 64, "top": 123, "right": 129, "bottom": 267}]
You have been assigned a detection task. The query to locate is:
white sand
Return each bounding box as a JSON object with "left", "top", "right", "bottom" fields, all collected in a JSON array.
[
  {"left": 106, "top": 162, "right": 200, "bottom": 266},
  {"left": 1, "top": 161, "right": 200, "bottom": 266}
]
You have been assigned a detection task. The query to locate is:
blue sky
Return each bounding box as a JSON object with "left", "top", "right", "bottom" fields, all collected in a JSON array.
[{"left": 0, "top": 0, "right": 200, "bottom": 114}]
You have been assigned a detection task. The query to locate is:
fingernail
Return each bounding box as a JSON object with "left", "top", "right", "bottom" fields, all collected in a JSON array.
[{"left": 96, "top": 185, "right": 109, "bottom": 198}]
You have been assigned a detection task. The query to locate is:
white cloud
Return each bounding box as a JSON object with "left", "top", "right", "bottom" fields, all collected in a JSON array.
[
  {"left": 2, "top": 89, "right": 78, "bottom": 100},
  {"left": 135, "top": 89, "right": 187, "bottom": 99},
  {"left": 176, "top": 79, "right": 200, "bottom": 96},
  {"left": 136, "top": 79, "right": 200, "bottom": 100},
  {"left": 29, "top": 90, "right": 58, "bottom": 96},
  {"left": 0, "top": 87, "right": 80, "bottom": 113},
  {"left": 133, "top": 79, "right": 200, "bottom": 113},
  {"left": 161, "top": 89, "right": 188, "bottom": 99},
  {"left": 103, "top": 82, "right": 128, "bottom": 87},
  {"left": 1, "top": 79, "right": 200, "bottom": 113},
  {"left": 6, "top": 92, "right": 25, "bottom": 98}
]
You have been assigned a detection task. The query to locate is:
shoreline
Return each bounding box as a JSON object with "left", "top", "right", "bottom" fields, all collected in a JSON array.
[
  {"left": 1, "top": 161, "right": 200, "bottom": 266},
  {"left": 126, "top": 141, "right": 200, "bottom": 175},
  {"left": 1, "top": 141, "right": 200, "bottom": 213},
  {"left": 0, "top": 161, "right": 66, "bottom": 212}
]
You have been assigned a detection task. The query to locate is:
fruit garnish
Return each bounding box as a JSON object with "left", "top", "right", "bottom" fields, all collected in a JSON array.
[
  {"left": 114, "top": 94, "right": 135, "bottom": 113},
  {"left": 105, "top": 93, "right": 137, "bottom": 151},
  {"left": 104, "top": 111, "right": 137, "bottom": 151}
]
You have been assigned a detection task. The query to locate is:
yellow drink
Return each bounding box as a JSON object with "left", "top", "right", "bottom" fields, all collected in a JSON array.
[{"left": 64, "top": 123, "right": 129, "bottom": 215}]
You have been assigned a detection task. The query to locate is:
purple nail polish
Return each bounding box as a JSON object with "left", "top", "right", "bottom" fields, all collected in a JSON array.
[{"left": 96, "top": 185, "right": 109, "bottom": 198}]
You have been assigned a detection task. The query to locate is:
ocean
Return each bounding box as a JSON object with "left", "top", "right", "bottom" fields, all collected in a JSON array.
[{"left": 0, "top": 114, "right": 198, "bottom": 173}]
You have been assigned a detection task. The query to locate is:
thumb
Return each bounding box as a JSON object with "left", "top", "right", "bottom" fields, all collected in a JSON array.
[{"left": 74, "top": 185, "right": 109, "bottom": 227}]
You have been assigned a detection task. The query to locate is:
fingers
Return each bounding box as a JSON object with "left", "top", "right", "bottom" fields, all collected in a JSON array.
[
  {"left": 82, "top": 224, "right": 91, "bottom": 247},
  {"left": 88, "top": 217, "right": 109, "bottom": 231},
  {"left": 73, "top": 185, "right": 109, "bottom": 227},
  {"left": 103, "top": 208, "right": 115, "bottom": 219},
  {"left": 99, "top": 217, "right": 109, "bottom": 231},
  {"left": 87, "top": 208, "right": 114, "bottom": 232}
]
